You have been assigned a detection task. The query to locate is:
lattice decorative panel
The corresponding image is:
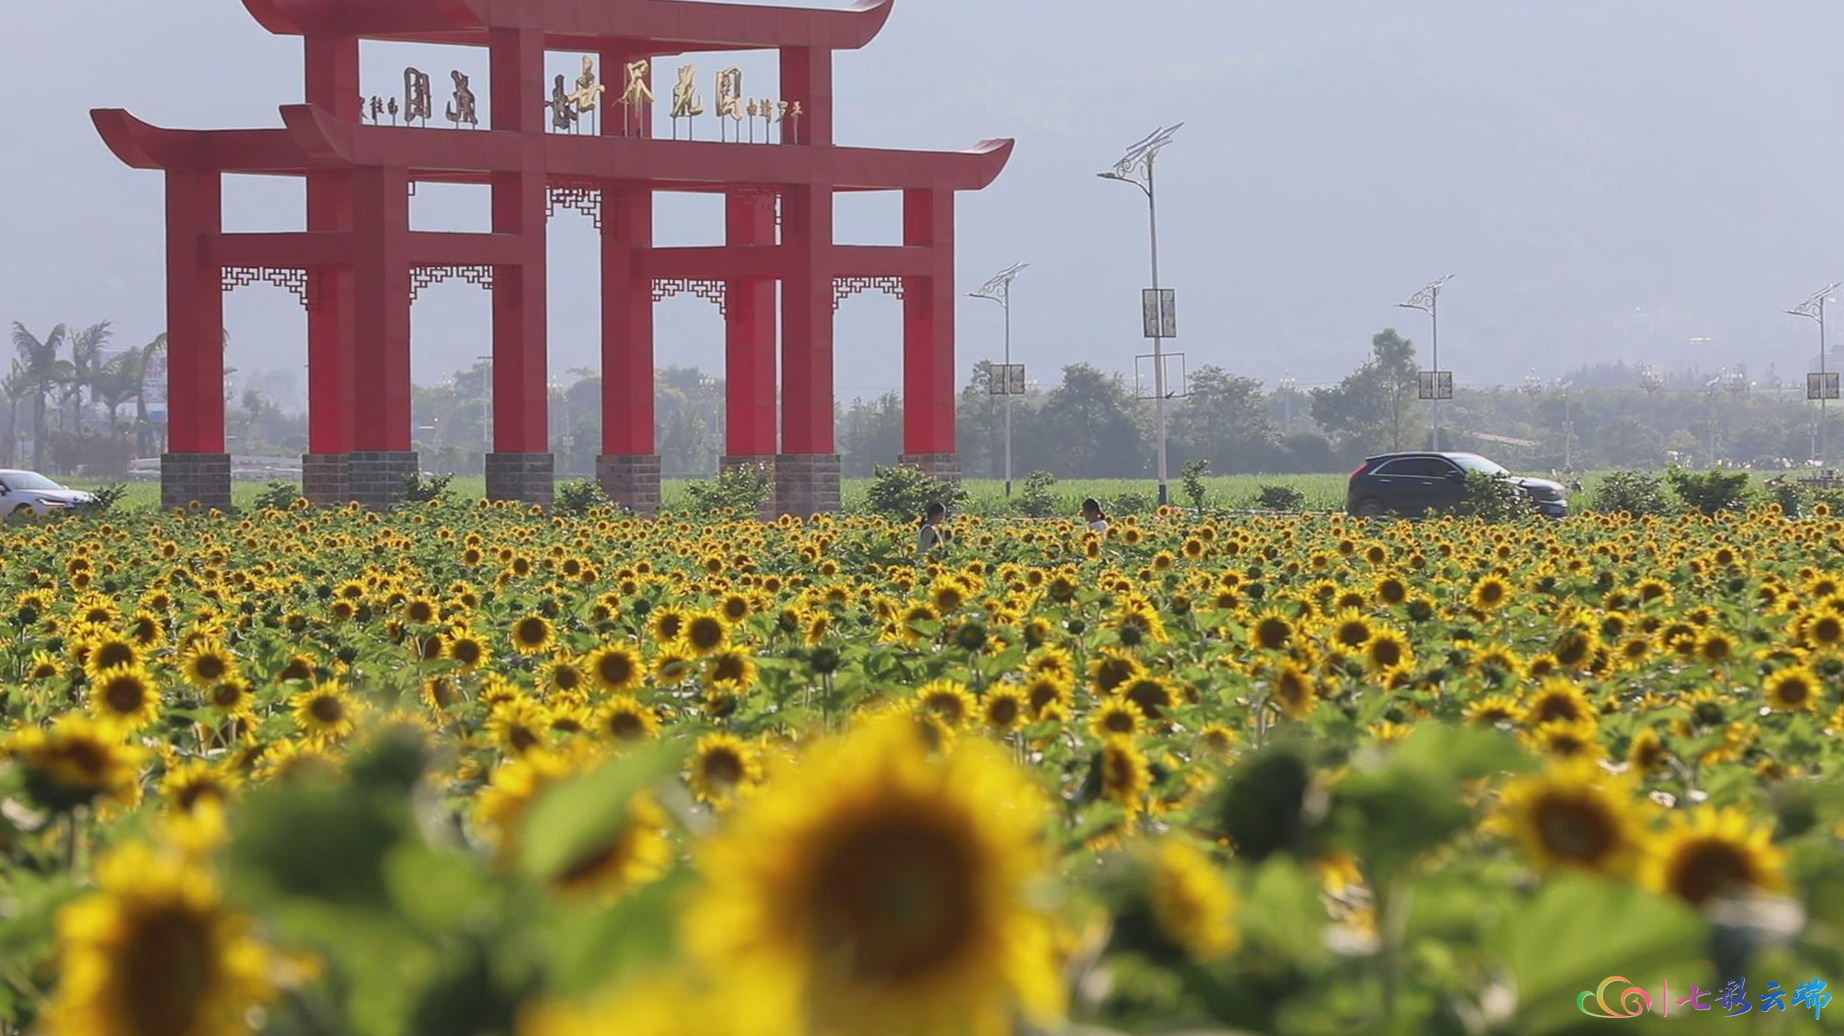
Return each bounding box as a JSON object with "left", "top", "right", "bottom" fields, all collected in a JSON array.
[
  {"left": 410, "top": 265, "right": 495, "bottom": 302},
  {"left": 652, "top": 279, "right": 727, "bottom": 316},
  {"left": 221, "top": 267, "right": 313, "bottom": 310},
  {"left": 546, "top": 186, "right": 602, "bottom": 228},
  {"left": 833, "top": 276, "right": 905, "bottom": 311}
]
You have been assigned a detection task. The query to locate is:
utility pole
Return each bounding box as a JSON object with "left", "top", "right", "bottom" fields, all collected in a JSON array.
[
  {"left": 970, "top": 262, "right": 1028, "bottom": 498},
  {"left": 1100, "top": 124, "right": 1183, "bottom": 504}
]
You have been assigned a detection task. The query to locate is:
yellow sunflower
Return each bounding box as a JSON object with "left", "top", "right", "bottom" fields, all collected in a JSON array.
[
  {"left": 290, "top": 682, "right": 359, "bottom": 743},
  {"left": 706, "top": 647, "right": 759, "bottom": 691},
  {"left": 1495, "top": 761, "right": 1646, "bottom": 877},
  {"left": 683, "top": 714, "right": 1062, "bottom": 1036},
  {"left": 1763, "top": 665, "right": 1821, "bottom": 713},
  {"left": 1098, "top": 737, "right": 1153, "bottom": 817},
  {"left": 445, "top": 629, "right": 492, "bottom": 672},
  {"left": 1362, "top": 629, "right": 1414, "bottom": 676},
  {"left": 1462, "top": 694, "right": 1525, "bottom": 729},
  {"left": 161, "top": 761, "right": 241, "bottom": 817},
  {"left": 509, "top": 614, "right": 555, "bottom": 656},
  {"left": 1142, "top": 840, "right": 1240, "bottom": 961},
  {"left": 180, "top": 643, "right": 238, "bottom": 689},
  {"left": 916, "top": 679, "right": 977, "bottom": 729},
  {"left": 42, "top": 842, "right": 276, "bottom": 1036},
  {"left": 1644, "top": 807, "right": 1787, "bottom": 906},
  {"left": 1090, "top": 650, "right": 1143, "bottom": 696},
  {"left": 981, "top": 686, "right": 1028, "bottom": 734},
  {"left": 82, "top": 633, "right": 142, "bottom": 678},
  {"left": 680, "top": 610, "right": 731, "bottom": 657},
  {"left": 593, "top": 696, "right": 661, "bottom": 746},
  {"left": 689, "top": 732, "right": 764, "bottom": 806},
  {"left": 89, "top": 665, "right": 162, "bottom": 731},
  {"left": 583, "top": 643, "right": 645, "bottom": 695},
  {"left": 487, "top": 696, "right": 551, "bottom": 756},
  {"left": 1272, "top": 663, "right": 1318, "bottom": 721},
  {"left": 7, "top": 713, "right": 143, "bottom": 812},
  {"left": 1088, "top": 699, "right": 1145, "bottom": 740}
]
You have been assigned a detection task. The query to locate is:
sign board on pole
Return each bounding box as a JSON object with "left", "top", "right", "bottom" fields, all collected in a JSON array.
[
  {"left": 1141, "top": 288, "right": 1176, "bottom": 339},
  {"left": 1418, "top": 370, "right": 1454, "bottom": 401},
  {"left": 1134, "top": 352, "right": 1190, "bottom": 399},
  {"left": 1808, "top": 372, "right": 1840, "bottom": 400},
  {"left": 988, "top": 364, "right": 1027, "bottom": 396}
]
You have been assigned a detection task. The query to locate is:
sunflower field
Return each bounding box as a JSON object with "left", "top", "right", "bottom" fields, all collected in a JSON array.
[{"left": 3, "top": 499, "right": 1844, "bottom": 1036}]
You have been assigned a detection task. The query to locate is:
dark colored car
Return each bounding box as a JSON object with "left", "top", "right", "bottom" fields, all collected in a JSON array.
[{"left": 1345, "top": 452, "right": 1568, "bottom": 519}]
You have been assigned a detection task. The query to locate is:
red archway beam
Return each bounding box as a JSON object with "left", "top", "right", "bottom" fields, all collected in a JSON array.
[
  {"left": 643, "top": 245, "right": 933, "bottom": 279},
  {"left": 205, "top": 230, "right": 531, "bottom": 268},
  {"left": 240, "top": 0, "right": 893, "bottom": 51},
  {"left": 91, "top": 107, "right": 1014, "bottom": 194}
]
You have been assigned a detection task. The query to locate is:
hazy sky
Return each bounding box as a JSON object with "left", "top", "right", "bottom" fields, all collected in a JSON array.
[{"left": 6, "top": 0, "right": 1844, "bottom": 409}]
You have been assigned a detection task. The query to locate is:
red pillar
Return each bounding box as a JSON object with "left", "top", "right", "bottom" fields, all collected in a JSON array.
[
  {"left": 901, "top": 188, "right": 957, "bottom": 470},
  {"left": 776, "top": 46, "right": 840, "bottom": 514},
  {"left": 485, "top": 27, "right": 553, "bottom": 503},
  {"left": 724, "top": 191, "right": 777, "bottom": 459},
  {"left": 164, "top": 172, "right": 225, "bottom": 456},
  {"left": 488, "top": 27, "right": 547, "bottom": 455},
  {"left": 351, "top": 165, "right": 410, "bottom": 451},
  {"left": 597, "top": 50, "right": 660, "bottom": 514},
  {"left": 160, "top": 169, "right": 230, "bottom": 510},
  {"left": 301, "top": 35, "right": 359, "bottom": 503}
]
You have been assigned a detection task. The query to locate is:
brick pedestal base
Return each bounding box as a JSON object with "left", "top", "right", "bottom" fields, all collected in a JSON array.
[
  {"left": 347, "top": 451, "right": 419, "bottom": 511},
  {"left": 774, "top": 453, "right": 841, "bottom": 518},
  {"left": 898, "top": 452, "right": 962, "bottom": 482},
  {"left": 301, "top": 454, "right": 349, "bottom": 506},
  {"left": 720, "top": 455, "right": 778, "bottom": 522},
  {"left": 486, "top": 453, "right": 555, "bottom": 507},
  {"left": 597, "top": 454, "right": 661, "bottom": 516},
  {"left": 161, "top": 453, "right": 232, "bottom": 512}
]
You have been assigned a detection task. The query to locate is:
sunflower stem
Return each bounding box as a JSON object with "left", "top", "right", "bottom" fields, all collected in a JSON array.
[{"left": 63, "top": 809, "right": 80, "bottom": 875}]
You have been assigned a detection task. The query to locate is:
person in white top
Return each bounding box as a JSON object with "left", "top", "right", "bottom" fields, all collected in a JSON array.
[
  {"left": 917, "top": 502, "right": 950, "bottom": 553},
  {"left": 1081, "top": 497, "right": 1109, "bottom": 534}
]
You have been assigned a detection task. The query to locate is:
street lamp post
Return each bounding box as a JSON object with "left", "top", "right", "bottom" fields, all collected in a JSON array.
[
  {"left": 1399, "top": 275, "right": 1454, "bottom": 451},
  {"left": 1100, "top": 124, "right": 1182, "bottom": 505},
  {"left": 1787, "top": 284, "right": 1839, "bottom": 466},
  {"left": 970, "top": 262, "right": 1028, "bottom": 498}
]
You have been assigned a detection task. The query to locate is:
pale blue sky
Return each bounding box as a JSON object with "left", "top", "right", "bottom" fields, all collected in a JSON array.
[{"left": 5, "top": 0, "right": 1844, "bottom": 409}]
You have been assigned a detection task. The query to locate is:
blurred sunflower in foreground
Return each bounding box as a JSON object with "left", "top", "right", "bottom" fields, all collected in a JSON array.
[{"left": 683, "top": 713, "right": 1063, "bottom": 1036}]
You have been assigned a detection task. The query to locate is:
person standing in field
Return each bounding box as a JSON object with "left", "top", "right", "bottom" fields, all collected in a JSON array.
[
  {"left": 1081, "top": 497, "right": 1109, "bottom": 534},
  {"left": 917, "top": 502, "right": 950, "bottom": 553}
]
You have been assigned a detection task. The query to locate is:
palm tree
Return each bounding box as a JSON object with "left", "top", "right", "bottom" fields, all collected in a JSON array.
[
  {"left": 11, "top": 322, "right": 67, "bottom": 470},
  {"left": 1, "top": 361, "right": 29, "bottom": 466},
  {"left": 91, "top": 348, "right": 146, "bottom": 433},
  {"left": 128, "top": 333, "right": 167, "bottom": 456},
  {"left": 61, "top": 321, "right": 113, "bottom": 435}
]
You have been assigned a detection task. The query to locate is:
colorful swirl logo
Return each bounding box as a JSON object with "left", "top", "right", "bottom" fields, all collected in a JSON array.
[{"left": 1577, "top": 976, "right": 1654, "bottom": 1018}]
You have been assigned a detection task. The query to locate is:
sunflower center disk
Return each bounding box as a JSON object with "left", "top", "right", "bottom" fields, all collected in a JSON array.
[{"left": 810, "top": 818, "right": 978, "bottom": 984}]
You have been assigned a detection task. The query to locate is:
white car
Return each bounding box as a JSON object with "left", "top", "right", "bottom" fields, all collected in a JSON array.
[{"left": 0, "top": 470, "right": 96, "bottom": 516}]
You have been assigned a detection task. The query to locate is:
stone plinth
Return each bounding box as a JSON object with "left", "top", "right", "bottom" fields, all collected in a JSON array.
[
  {"left": 720, "top": 454, "right": 778, "bottom": 522},
  {"left": 486, "top": 452, "right": 555, "bottom": 507},
  {"left": 898, "top": 452, "right": 962, "bottom": 482},
  {"left": 301, "top": 453, "right": 349, "bottom": 506},
  {"left": 598, "top": 454, "right": 661, "bottom": 516},
  {"left": 161, "top": 453, "right": 232, "bottom": 512},
  {"left": 774, "top": 453, "right": 841, "bottom": 518},
  {"left": 347, "top": 451, "right": 419, "bottom": 511}
]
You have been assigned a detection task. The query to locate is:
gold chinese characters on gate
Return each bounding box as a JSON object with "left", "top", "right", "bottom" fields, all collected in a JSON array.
[{"left": 358, "top": 61, "right": 802, "bottom": 143}]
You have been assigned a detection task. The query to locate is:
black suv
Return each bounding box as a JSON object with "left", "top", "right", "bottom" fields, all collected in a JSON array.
[{"left": 1345, "top": 451, "right": 1568, "bottom": 518}]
